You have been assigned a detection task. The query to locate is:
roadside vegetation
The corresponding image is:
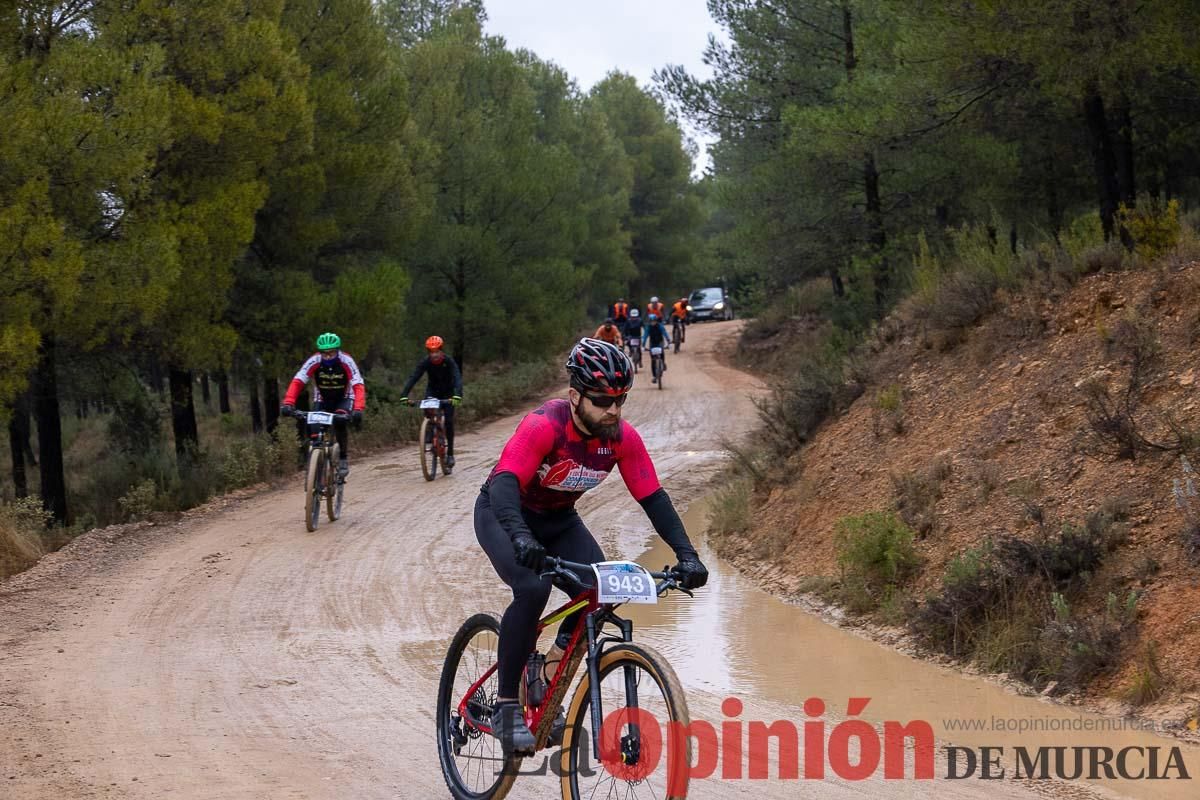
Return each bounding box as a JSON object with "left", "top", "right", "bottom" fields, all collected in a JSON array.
[
  {"left": 679, "top": 1, "right": 1200, "bottom": 707},
  {"left": 1, "top": 2, "right": 708, "bottom": 577}
]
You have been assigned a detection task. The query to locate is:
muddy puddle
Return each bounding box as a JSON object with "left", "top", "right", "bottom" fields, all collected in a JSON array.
[{"left": 608, "top": 497, "right": 1200, "bottom": 799}]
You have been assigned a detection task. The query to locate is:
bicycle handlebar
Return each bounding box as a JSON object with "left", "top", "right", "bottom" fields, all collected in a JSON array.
[
  {"left": 541, "top": 556, "right": 692, "bottom": 598},
  {"left": 282, "top": 408, "right": 350, "bottom": 419}
]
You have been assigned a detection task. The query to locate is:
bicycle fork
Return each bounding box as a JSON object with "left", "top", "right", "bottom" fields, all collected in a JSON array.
[{"left": 585, "top": 613, "right": 641, "bottom": 764}]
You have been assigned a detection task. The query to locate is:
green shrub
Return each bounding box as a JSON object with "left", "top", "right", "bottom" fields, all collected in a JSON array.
[
  {"left": 1118, "top": 197, "right": 1181, "bottom": 261},
  {"left": 118, "top": 478, "right": 158, "bottom": 521},
  {"left": 834, "top": 511, "right": 919, "bottom": 612},
  {"left": 1124, "top": 641, "right": 1166, "bottom": 706},
  {"left": 912, "top": 518, "right": 1133, "bottom": 689}
]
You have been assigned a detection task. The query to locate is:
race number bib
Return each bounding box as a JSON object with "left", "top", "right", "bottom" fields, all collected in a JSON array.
[
  {"left": 419, "top": 398, "right": 441, "bottom": 409},
  {"left": 307, "top": 411, "right": 335, "bottom": 425},
  {"left": 592, "top": 561, "right": 658, "bottom": 604},
  {"left": 650, "top": 347, "right": 663, "bottom": 356}
]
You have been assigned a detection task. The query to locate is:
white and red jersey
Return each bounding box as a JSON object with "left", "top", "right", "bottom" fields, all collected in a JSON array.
[{"left": 283, "top": 352, "right": 366, "bottom": 411}]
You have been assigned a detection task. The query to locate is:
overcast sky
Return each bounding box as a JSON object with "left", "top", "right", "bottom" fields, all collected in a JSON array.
[{"left": 481, "top": 0, "right": 723, "bottom": 174}]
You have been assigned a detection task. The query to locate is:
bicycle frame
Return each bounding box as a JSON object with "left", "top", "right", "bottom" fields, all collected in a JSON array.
[{"left": 456, "top": 564, "right": 673, "bottom": 762}]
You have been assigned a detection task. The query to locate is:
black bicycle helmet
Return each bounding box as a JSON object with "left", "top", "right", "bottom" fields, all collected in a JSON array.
[{"left": 566, "top": 338, "right": 634, "bottom": 396}]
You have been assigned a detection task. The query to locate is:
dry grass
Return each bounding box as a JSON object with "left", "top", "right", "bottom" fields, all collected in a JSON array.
[{"left": 0, "top": 498, "right": 52, "bottom": 580}]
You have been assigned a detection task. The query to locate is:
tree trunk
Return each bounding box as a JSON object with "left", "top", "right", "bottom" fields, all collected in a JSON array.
[
  {"left": 1083, "top": 90, "right": 1121, "bottom": 242},
  {"left": 249, "top": 380, "right": 263, "bottom": 434},
  {"left": 8, "top": 397, "right": 33, "bottom": 499},
  {"left": 217, "top": 372, "right": 231, "bottom": 414},
  {"left": 200, "top": 372, "right": 211, "bottom": 407},
  {"left": 32, "top": 337, "right": 67, "bottom": 523},
  {"left": 453, "top": 257, "right": 467, "bottom": 371},
  {"left": 263, "top": 378, "right": 280, "bottom": 434},
  {"left": 1010, "top": 224, "right": 1018, "bottom": 255},
  {"left": 168, "top": 366, "right": 199, "bottom": 460},
  {"left": 844, "top": 4, "right": 889, "bottom": 309},
  {"left": 864, "top": 151, "right": 889, "bottom": 309},
  {"left": 828, "top": 266, "right": 845, "bottom": 298},
  {"left": 1115, "top": 96, "right": 1135, "bottom": 205},
  {"left": 1045, "top": 153, "right": 1062, "bottom": 241},
  {"left": 149, "top": 360, "right": 166, "bottom": 398}
]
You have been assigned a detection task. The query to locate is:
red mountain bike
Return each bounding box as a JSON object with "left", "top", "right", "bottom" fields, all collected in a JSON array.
[
  {"left": 437, "top": 557, "right": 693, "bottom": 799},
  {"left": 417, "top": 398, "right": 453, "bottom": 480}
]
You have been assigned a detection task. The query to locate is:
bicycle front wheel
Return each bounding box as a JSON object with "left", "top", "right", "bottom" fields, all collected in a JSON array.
[
  {"left": 437, "top": 613, "right": 520, "bottom": 800},
  {"left": 419, "top": 417, "right": 437, "bottom": 481},
  {"left": 304, "top": 447, "right": 323, "bottom": 532},
  {"left": 326, "top": 446, "right": 342, "bottom": 522},
  {"left": 560, "top": 643, "right": 690, "bottom": 800}
]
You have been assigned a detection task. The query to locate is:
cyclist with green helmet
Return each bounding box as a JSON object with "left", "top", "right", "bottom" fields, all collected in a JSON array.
[{"left": 281, "top": 332, "right": 366, "bottom": 477}]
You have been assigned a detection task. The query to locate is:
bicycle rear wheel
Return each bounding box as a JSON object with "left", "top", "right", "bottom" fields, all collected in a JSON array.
[
  {"left": 419, "top": 417, "right": 437, "bottom": 481},
  {"left": 304, "top": 447, "right": 323, "bottom": 532},
  {"left": 437, "top": 613, "right": 520, "bottom": 800},
  {"left": 560, "top": 643, "right": 690, "bottom": 800}
]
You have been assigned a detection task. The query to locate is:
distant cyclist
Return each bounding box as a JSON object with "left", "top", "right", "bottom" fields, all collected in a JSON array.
[
  {"left": 670, "top": 297, "right": 689, "bottom": 344},
  {"left": 623, "top": 308, "right": 644, "bottom": 348},
  {"left": 593, "top": 318, "right": 624, "bottom": 348},
  {"left": 610, "top": 298, "right": 630, "bottom": 324},
  {"left": 642, "top": 313, "right": 672, "bottom": 382},
  {"left": 400, "top": 336, "right": 463, "bottom": 469},
  {"left": 622, "top": 309, "right": 644, "bottom": 368},
  {"left": 475, "top": 338, "right": 708, "bottom": 754},
  {"left": 281, "top": 332, "right": 365, "bottom": 477},
  {"left": 646, "top": 295, "right": 665, "bottom": 320}
]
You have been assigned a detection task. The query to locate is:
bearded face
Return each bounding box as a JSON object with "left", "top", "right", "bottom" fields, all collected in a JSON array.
[{"left": 571, "top": 390, "right": 623, "bottom": 439}]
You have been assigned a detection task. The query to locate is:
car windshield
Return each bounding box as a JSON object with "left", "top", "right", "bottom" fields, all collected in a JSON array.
[{"left": 690, "top": 288, "right": 723, "bottom": 305}]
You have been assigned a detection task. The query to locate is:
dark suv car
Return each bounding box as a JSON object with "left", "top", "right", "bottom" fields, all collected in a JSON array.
[{"left": 688, "top": 287, "right": 734, "bottom": 321}]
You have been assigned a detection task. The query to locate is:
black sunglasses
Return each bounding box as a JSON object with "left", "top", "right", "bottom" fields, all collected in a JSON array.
[{"left": 585, "top": 392, "right": 628, "bottom": 409}]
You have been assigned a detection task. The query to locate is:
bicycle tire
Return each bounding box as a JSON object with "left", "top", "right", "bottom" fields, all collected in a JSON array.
[
  {"left": 305, "top": 447, "right": 323, "bottom": 532},
  {"left": 440, "top": 426, "right": 453, "bottom": 476},
  {"left": 437, "top": 613, "right": 520, "bottom": 800},
  {"left": 559, "top": 643, "right": 690, "bottom": 800},
  {"left": 326, "top": 444, "right": 342, "bottom": 522},
  {"left": 419, "top": 417, "right": 437, "bottom": 481}
]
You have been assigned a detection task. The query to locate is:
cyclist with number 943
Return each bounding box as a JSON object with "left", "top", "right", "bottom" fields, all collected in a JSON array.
[{"left": 473, "top": 337, "right": 708, "bottom": 755}]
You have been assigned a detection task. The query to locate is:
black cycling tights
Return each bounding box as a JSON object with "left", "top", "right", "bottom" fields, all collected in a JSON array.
[
  {"left": 311, "top": 397, "right": 352, "bottom": 458},
  {"left": 474, "top": 491, "right": 604, "bottom": 698}
]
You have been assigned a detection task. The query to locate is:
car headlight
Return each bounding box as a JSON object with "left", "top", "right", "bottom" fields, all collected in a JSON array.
[
  {"left": 686, "top": 305, "right": 693, "bottom": 312},
  {"left": 713, "top": 301, "right": 724, "bottom": 311}
]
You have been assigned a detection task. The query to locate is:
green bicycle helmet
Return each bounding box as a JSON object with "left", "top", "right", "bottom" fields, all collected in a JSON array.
[{"left": 316, "top": 332, "right": 341, "bottom": 351}]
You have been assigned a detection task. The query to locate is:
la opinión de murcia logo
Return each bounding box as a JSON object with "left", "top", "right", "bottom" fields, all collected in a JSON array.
[{"left": 498, "top": 696, "right": 1192, "bottom": 791}]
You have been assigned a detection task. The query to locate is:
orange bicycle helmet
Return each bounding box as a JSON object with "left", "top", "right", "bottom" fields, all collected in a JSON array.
[{"left": 425, "top": 335, "right": 444, "bottom": 351}]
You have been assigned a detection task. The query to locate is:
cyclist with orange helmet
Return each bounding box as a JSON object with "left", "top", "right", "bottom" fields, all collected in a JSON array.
[{"left": 401, "top": 336, "right": 463, "bottom": 468}]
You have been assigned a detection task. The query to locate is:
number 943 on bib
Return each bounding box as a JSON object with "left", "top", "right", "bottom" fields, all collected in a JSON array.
[{"left": 591, "top": 561, "right": 658, "bottom": 604}]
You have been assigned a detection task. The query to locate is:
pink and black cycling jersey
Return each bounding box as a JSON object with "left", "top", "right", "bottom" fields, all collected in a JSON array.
[{"left": 486, "top": 398, "right": 660, "bottom": 513}]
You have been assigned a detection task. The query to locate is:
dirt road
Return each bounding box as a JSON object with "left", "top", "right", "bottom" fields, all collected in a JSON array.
[{"left": 0, "top": 323, "right": 1178, "bottom": 799}]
